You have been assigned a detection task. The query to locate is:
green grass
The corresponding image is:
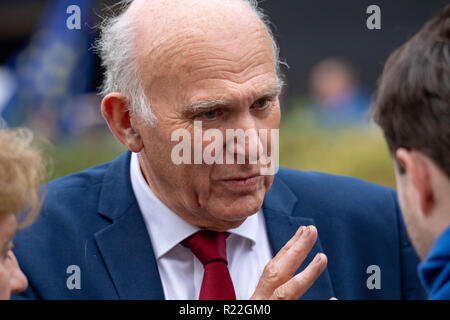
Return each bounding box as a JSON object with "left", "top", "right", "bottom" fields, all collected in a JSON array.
[
  {"left": 45, "top": 131, "right": 126, "bottom": 180},
  {"left": 279, "top": 105, "right": 395, "bottom": 188}
]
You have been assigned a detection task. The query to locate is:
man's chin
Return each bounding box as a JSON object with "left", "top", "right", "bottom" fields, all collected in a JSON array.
[{"left": 206, "top": 197, "right": 263, "bottom": 226}]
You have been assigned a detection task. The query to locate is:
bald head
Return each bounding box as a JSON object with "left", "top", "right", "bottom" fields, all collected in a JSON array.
[
  {"left": 127, "top": 0, "right": 270, "bottom": 71},
  {"left": 126, "top": 0, "right": 262, "bottom": 33},
  {"left": 97, "top": 0, "right": 282, "bottom": 125},
  {"left": 126, "top": 0, "right": 268, "bottom": 49}
]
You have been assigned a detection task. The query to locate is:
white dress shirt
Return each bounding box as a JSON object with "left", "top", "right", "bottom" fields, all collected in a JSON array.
[{"left": 130, "top": 152, "right": 273, "bottom": 300}]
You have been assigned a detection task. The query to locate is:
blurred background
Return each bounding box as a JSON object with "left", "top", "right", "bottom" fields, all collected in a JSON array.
[{"left": 0, "top": 0, "right": 448, "bottom": 187}]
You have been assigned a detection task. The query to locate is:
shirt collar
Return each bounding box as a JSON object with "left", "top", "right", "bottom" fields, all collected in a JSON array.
[
  {"left": 418, "top": 225, "right": 450, "bottom": 296},
  {"left": 130, "top": 152, "right": 260, "bottom": 259}
]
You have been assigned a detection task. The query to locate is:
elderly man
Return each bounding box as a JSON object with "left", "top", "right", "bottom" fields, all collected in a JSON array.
[{"left": 13, "top": 0, "right": 425, "bottom": 299}]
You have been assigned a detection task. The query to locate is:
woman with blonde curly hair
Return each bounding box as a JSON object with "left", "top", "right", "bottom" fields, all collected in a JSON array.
[{"left": 0, "top": 127, "right": 45, "bottom": 299}]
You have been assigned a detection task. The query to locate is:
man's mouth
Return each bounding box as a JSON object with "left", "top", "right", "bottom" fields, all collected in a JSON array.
[{"left": 219, "top": 175, "right": 263, "bottom": 190}]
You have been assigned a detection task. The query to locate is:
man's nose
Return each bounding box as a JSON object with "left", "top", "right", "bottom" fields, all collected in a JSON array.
[{"left": 226, "top": 112, "right": 263, "bottom": 163}]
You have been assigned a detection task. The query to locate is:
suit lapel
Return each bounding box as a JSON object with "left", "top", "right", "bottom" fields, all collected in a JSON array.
[
  {"left": 94, "top": 202, "right": 165, "bottom": 299},
  {"left": 95, "top": 151, "right": 165, "bottom": 299},
  {"left": 94, "top": 152, "right": 333, "bottom": 299},
  {"left": 263, "top": 174, "right": 335, "bottom": 300}
]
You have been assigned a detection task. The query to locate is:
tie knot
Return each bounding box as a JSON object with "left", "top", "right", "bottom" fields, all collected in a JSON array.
[{"left": 182, "top": 230, "right": 228, "bottom": 266}]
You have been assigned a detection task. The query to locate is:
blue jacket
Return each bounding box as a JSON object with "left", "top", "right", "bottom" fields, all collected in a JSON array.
[
  {"left": 419, "top": 226, "right": 450, "bottom": 300},
  {"left": 12, "top": 151, "right": 425, "bottom": 299}
]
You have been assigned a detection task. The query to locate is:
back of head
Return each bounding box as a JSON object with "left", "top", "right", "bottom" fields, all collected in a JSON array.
[{"left": 372, "top": 4, "right": 450, "bottom": 179}]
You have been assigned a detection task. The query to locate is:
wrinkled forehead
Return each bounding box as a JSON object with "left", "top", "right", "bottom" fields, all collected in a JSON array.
[
  {"left": 127, "top": 0, "right": 277, "bottom": 105},
  {"left": 137, "top": 26, "right": 276, "bottom": 109},
  {"left": 143, "top": 34, "right": 277, "bottom": 111}
]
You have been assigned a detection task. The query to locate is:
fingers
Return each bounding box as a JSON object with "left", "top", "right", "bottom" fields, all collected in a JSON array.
[
  {"left": 275, "top": 226, "right": 317, "bottom": 277},
  {"left": 251, "top": 225, "right": 323, "bottom": 300},
  {"left": 271, "top": 225, "right": 306, "bottom": 259},
  {"left": 271, "top": 253, "right": 327, "bottom": 300}
]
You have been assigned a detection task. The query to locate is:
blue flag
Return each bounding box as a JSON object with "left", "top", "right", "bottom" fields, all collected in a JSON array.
[{"left": 1, "top": 0, "right": 97, "bottom": 137}]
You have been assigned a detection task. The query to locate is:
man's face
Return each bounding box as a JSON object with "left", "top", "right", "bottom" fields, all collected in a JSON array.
[
  {"left": 134, "top": 20, "right": 281, "bottom": 231},
  {"left": 394, "top": 163, "right": 433, "bottom": 260}
]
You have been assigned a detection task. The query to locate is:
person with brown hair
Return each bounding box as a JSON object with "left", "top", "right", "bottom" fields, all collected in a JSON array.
[
  {"left": 0, "top": 127, "right": 45, "bottom": 299},
  {"left": 372, "top": 5, "right": 450, "bottom": 299}
]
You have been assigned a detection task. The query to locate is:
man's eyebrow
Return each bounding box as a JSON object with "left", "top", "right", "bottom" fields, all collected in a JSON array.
[
  {"left": 260, "top": 81, "right": 284, "bottom": 99},
  {"left": 182, "top": 80, "right": 284, "bottom": 116},
  {"left": 184, "top": 99, "right": 229, "bottom": 115}
]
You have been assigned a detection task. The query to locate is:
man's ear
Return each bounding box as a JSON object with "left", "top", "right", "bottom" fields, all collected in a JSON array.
[
  {"left": 396, "top": 148, "right": 435, "bottom": 215},
  {"left": 101, "top": 93, "right": 144, "bottom": 153}
]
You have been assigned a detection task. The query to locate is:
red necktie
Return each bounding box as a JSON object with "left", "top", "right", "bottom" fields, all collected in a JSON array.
[{"left": 182, "top": 230, "right": 236, "bottom": 300}]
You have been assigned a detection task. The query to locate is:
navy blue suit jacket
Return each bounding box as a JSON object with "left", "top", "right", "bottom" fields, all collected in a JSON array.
[{"left": 12, "top": 151, "right": 425, "bottom": 299}]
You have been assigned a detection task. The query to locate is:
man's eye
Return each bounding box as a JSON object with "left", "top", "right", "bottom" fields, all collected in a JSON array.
[
  {"left": 200, "top": 109, "right": 219, "bottom": 119},
  {"left": 253, "top": 99, "right": 270, "bottom": 109}
]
